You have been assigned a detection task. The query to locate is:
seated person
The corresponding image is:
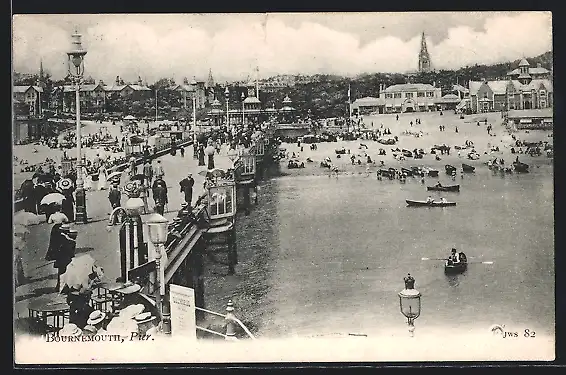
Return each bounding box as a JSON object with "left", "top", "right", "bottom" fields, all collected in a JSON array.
[
  {"left": 426, "top": 196, "right": 434, "bottom": 203},
  {"left": 435, "top": 182, "right": 442, "bottom": 187},
  {"left": 449, "top": 248, "right": 460, "bottom": 263}
]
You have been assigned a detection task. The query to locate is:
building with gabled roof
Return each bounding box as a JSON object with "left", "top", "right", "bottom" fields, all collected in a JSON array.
[
  {"left": 378, "top": 83, "right": 442, "bottom": 113},
  {"left": 13, "top": 85, "right": 44, "bottom": 116},
  {"left": 469, "top": 56, "right": 553, "bottom": 113}
]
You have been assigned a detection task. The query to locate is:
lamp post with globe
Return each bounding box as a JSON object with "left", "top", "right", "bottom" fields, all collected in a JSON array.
[
  {"left": 67, "top": 30, "right": 88, "bottom": 224},
  {"left": 398, "top": 273, "right": 421, "bottom": 337},
  {"left": 225, "top": 86, "right": 230, "bottom": 134},
  {"left": 147, "top": 213, "right": 171, "bottom": 335}
]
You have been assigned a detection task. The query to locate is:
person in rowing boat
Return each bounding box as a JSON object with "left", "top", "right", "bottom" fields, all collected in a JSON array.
[
  {"left": 426, "top": 196, "right": 434, "bottom": 204},
  {"left": 439, "top": 197, "right": 447, "bottom": 203},
  {"left": 448, "top": 248, "right": 460, "bottom": 265},
  {"left": 435, "top": 182, "right": 442, "bottom": 188}
]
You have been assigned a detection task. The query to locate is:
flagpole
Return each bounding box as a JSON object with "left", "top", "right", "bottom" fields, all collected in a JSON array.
[{"left": 348, "top": 84, "right": 352, "bottom": 132}]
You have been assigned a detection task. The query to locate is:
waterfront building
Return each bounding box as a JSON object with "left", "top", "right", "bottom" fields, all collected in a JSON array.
[
  {"left": 61, "top": 81, "right": 106, "bottom": 113},
  {"left": 379, "top": 83, "right": 442, "bottom": 113},
  {"left": 13, "top": 85, "right": 43, "bottom": 116},
  {"left": 351, "top": 97, "right": 385, "bottom": 116},
  {"left": 104, "top": 77, "right": 152, "bottom": 101},
  {"left": 434, "top": 94, "right": 462, "bottom": 111},
  {"left": 469, "top": 58, "right": 553, "bottom": 113},
  {"left": 506, "top": 108, "right": 553, "bottom": 130},
  {"left": 176, "top": 77, "right": 207, "bottom": 110}
]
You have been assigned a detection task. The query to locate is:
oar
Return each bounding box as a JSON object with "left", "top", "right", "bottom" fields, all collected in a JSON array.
[
  {"left": 468, "top": 261, "right": 494, "bottom": 265},
  {"left": 421, "top": 257, "right": 448, "bottom": 261}
]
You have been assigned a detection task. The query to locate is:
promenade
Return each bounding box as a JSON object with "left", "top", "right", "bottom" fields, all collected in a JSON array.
[{"left": 15, "top": 143, "right": 235, "bottom": 321}]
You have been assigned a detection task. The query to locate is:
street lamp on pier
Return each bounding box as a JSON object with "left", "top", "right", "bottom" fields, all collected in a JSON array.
[
  {"left": 193, "top": 95, "right": 198, "bottom": 159},
  {"left": 147, "top": 213, "right": 171, "bottom": 335},
  {"left": 241, "top": 92, "right": 245, "bottom": 128},
  {"left": 398, "top": 273, "right": 421, "bottom": 337},
  {"left": 225, "top": 86, "right": 230, "bottom": 133},
  {"left": 67, "top": 30, "right": 88, "bottom": 224}
]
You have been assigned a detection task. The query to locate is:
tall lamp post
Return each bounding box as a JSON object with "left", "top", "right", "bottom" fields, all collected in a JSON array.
[
  {"left": 67, "top": 30, "right": 88, "bottom": 224},
  {"left": 193, "top": 95, "right": 198, "bottom": 159},
  {"left": 147, "top": 213, "right": 171, "bottom": 335},
  {"left": 225, "top": 86, "right": 230, "bottom": 133},
  {"left": 241, "top": 92, "right": 245, "bottom": 128},
  {"left": 398, "top": 273, "right": 421, "bottom": 337}
]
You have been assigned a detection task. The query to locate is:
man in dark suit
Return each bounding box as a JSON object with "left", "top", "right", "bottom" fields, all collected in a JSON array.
[{"left": 179, "top": 173, "right": 194, "bottom": 208}]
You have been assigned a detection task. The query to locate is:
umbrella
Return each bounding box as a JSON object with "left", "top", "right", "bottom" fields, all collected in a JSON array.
[
  {"left": 60, "top": 254, "right": 103, "bottom": 292},
  {"left": 56, "top": 178, "right": 74, "bottom": 192},
  {"left": 14, "top": 211, "right": 42, "bottom": 226},
  {"left": 208, "top": 168, "right": 226, "bottom": 178},
  {"left": 123, "top": 115, "right": 136, "bottom": 121},
  {"left": 40, "top": 193, "right": 66, "bottom": 206},
  {"left": 107, "top": 171, "right": 122, "bottom": 181}
]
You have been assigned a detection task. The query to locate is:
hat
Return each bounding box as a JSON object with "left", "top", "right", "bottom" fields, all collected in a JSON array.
[
  {"left": 60, "top": 223, "right": 71, "bottom": 230},
  {"left": 59, "top": 323, "right": 82, "bottom": 337},
  {"left": 180, "top": 202, "right": 188, "bottom": 208},
  {"left": 83, "top": 325, "right": 98, "bottom": 335},
  {"left": 188, "top": 172, "right": 192, "bottom": 176},
  {"left": 87, "top": 310, "right": 106, "bottom": 325}
]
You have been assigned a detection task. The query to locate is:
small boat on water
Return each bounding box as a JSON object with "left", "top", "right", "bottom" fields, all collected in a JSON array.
[
  {"left": 445, "top": 252, "right": 468, "bottom": 274},
  {"left": 462, "top": 163, "right": 476, "bottom": 173},
  {"left": 427, "top": 169, "right": 439, "bottom": 177},
  {"left": 402, "top": 149, "right": 413, "bottom": 158},
  {"left": 335, "top": 148, "right": 346, "bottom": 155},
  {"left": 401, "top": 167, "right": 413, "bottom": 176},
  {"left": 406, "top": 199, "right": 457, "bottom": 207},
  {"left": 513, "top": 161, "right": 529, "bottom": 173},
  {"left": 445, "top": 165, "right": 457, "bottom": 175},
  {"left": 426, "top": 184, "right": 460, "bottom": 192}
]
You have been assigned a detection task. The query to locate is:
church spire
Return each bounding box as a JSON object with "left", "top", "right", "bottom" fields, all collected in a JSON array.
[
  {"left": 207, "top": 68, "right": 214, "bottom": 88},
  {"left": 418, "top": 31, "right": 432, "bottom": 73}
]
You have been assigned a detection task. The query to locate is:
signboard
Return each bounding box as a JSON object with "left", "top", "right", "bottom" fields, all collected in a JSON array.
[{"left": 169, "top": 284, "right": 197, "bottom": 340}]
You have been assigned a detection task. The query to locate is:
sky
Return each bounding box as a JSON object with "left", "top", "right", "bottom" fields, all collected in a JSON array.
[{"left": 12, "top": 12, "right": 552, "bottom": 84}]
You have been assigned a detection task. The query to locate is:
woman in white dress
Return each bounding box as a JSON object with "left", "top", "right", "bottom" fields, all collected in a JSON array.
[
  {"left": 82, "top": 166, "right": 93, "bottom": 191},
  {"left": 97, "top": 164, "right": 108, "bottom": 190}
]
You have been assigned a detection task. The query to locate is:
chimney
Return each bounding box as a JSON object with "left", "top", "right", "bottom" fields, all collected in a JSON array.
[
  {"left": 537, "top": 63, "right": 542, "bottom": 68},
  {"left": 99, "top": 80, "right": 104, "bottom": 86},
  {"left": 116, "top": 76, "right": 120, "bottom": 85}
]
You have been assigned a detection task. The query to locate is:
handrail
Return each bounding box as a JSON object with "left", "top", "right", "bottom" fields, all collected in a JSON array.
[
  {"left": 195, "top": 306, "right": 226, "bottom": 319},
  {"left": 196, "top": 326, "right": 230, "bottom": 339},
  {"left": 194, "top": 306, "right": 256, "bottom": 340},
  {"left": 232, "top": 316, "right": 256, "bottom": 340}
]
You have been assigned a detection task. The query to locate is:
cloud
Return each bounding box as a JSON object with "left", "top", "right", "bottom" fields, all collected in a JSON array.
[{"left": 12, "top": 12, "right": 552, "bottom": 84}]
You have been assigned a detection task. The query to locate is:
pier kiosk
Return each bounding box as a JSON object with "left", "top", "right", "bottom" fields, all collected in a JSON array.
[
  {"left": 203, "top": 176, "right": 238, "bottom": 275},
  {"left": 234, "top": 151, "right": 256, "bottom": 216}
]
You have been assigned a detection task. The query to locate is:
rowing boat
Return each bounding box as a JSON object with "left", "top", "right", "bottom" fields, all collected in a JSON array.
[
  {"left": 426, "top": 184, "right": 460, "bottom": 192},
  {"left": 445, "top": 252, "right": 468, "bottom": 274},
  {"left": 406, "top": 199, "right": 457, "bottom": 207}
]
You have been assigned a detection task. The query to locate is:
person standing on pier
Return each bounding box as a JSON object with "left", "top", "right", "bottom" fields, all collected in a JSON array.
[
  {"left": 153, "top": 160, "right": 165, "bottom": 180},
  {"left": 179, "top": 172, "right": 195, "bottom": 208},
  {"left": 152, "top": 176, "right": 168, "bottom": 215},
  {"left": 143, "top": 161, "right": 153, "bottom": 187}
]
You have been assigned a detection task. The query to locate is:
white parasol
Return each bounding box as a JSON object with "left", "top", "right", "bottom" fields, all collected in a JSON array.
[
  {"left": 40, "top": 192, "right": 66, "bottom": 206},
  {"left": 123, "top": 115, "right": 136, "bottom": 121},
  {"left": 59, "top": 254, "right": 104, "bottom": 292},
  {"left": 13, "top": 211, "right": 42, "bottom": 226},
  {"left": 107, "top": 171, "right": 123, "bottom": 181}
]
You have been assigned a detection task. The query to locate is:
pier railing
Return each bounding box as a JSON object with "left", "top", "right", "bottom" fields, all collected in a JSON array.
[{"left": 195, "top": 301, "right": 256, "bottom": 340}]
